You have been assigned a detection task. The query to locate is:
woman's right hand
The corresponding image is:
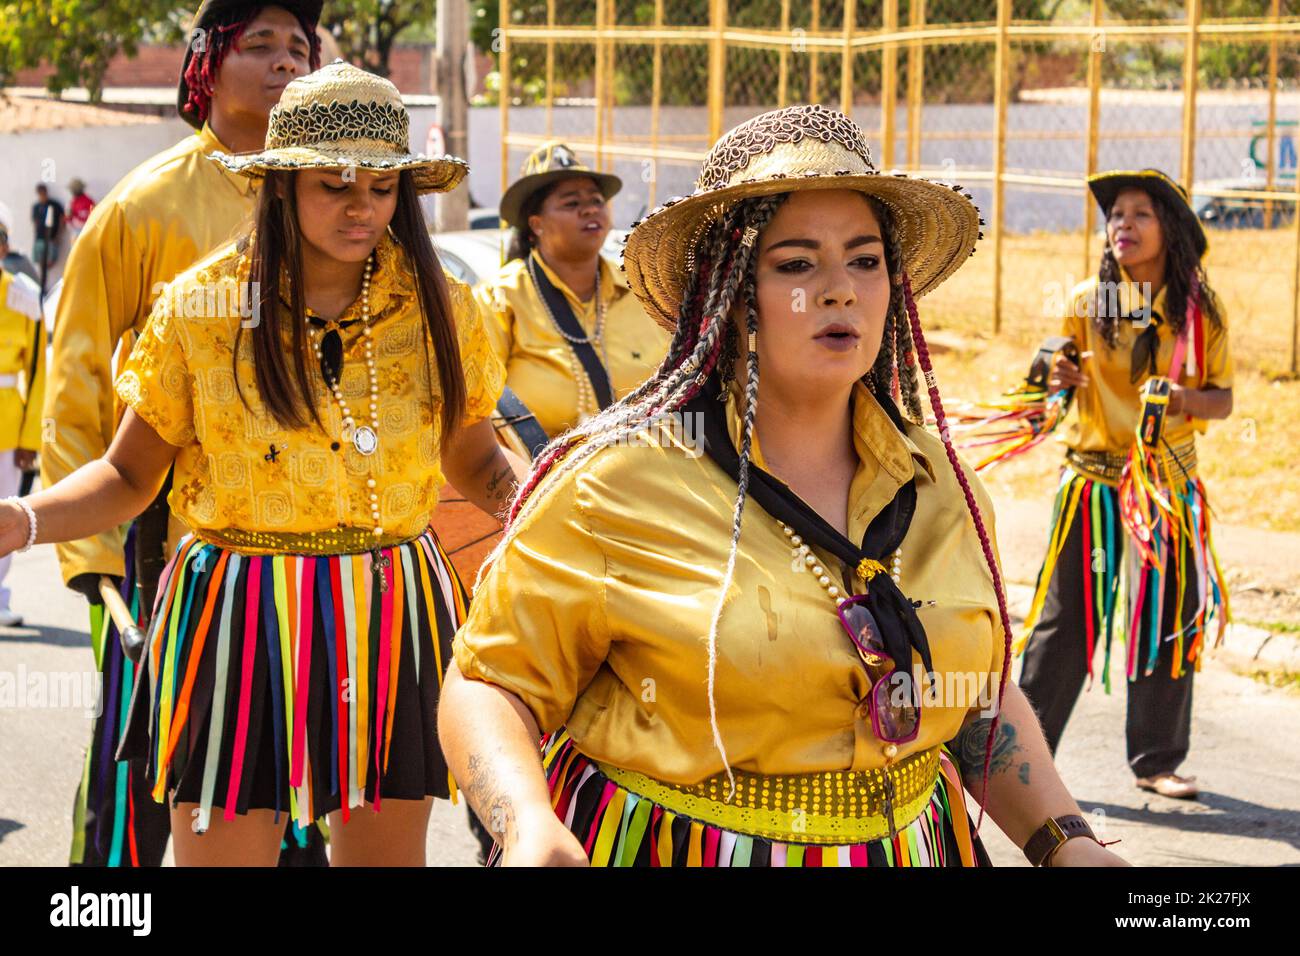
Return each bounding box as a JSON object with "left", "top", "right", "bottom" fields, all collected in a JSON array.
[
  {"left": 1048, "top": 350, "right": 1091, "bottom": 391},
  {"left": 0, "top": 499, "right": 32, "bottom": 558},
  {"left": 500, "top": 807, "right": 590, "bottom": 867}
]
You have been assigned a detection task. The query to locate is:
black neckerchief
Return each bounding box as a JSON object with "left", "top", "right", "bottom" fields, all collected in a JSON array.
[
  {"left": 307, "top": 315, "right": 360, "bottom": 384},
  {"left": 1128, "top": 310, "right": 1165, "bottom": 384},
  {"left": 685, "top": 374, "right": 933, "bottom": 679}
]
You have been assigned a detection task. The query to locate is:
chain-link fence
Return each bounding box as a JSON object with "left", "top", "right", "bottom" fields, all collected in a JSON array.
[{"left": 496, "top": 0, "right": 1300, "bottom": 373}]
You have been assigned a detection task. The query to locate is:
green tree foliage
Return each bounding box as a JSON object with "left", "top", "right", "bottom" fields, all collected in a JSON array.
[
  {"left": 0, "top": 0, "right": 441, "bottom": 99},
  {"left": 0, "top": 0, "right": 186, "bottom": 100}
]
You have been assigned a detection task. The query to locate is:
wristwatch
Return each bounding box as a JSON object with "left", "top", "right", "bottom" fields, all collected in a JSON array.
[{"left": 1023, "top": 814, "right": 1097, "bottom": 867}]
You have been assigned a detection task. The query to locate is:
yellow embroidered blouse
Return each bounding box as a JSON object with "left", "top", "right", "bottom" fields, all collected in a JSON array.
[
  {"left": 453, "top": 382, "right": 1007, "bottom": 783},
  {"left": 1061, "top": 274, "right": 1233, "bottom": 457},
  {"left": 474, "top": 251, "right": 670, "bottom": 440},
  {"left": 114, "top": 233, "right": 504, "bottom": 550}
]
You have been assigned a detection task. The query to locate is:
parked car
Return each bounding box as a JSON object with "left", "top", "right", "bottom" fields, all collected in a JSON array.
[
  {"left": 431, "top": 227, "right": 631, "bottom": 286},
  {"left": 1193, "top": 179, "right": 1296, "bottom": 230}
]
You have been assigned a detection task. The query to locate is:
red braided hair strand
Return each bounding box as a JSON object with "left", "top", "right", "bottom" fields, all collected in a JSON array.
[{"left": 901, "top": 272, "right": 1014, "bottom": 833}]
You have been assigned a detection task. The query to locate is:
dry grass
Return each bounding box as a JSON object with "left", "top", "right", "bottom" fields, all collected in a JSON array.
[{"left": 918, "top": 229, "right": 1300, "bottom": 533}]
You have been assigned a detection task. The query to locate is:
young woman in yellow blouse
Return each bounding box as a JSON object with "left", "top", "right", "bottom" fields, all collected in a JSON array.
[
  {"left": 440, "top": 106, "right": 1127, "bottom": 868},
  {"left": 0, "top": 63, "right": 523, "bottom": 865},
  {"left": 476, "top": 142, "right": 670, "bottom": 456},
  {"left": 1017, "top": 170, "right": 1233, "bottom": 801}
]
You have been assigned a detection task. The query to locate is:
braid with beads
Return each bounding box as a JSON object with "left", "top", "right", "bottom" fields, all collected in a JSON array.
[{"left": 901, "top": 272, "right": 1013, "bottom": 833}]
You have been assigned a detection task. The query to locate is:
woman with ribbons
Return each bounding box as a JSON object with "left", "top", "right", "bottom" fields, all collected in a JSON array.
[
  {"left": 0, "top": 62, "right": 523, "bottom": 864},
  {"left": 439, "top": 105, "right": 1126, "bottom": 868},
  {"left": 1016, "top": 170, "right": 1234, "bottom": 801}
]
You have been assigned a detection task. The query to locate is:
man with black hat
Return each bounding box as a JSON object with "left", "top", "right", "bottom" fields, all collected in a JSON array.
[{"left": 42, "top": 0, "right": 325, "bottom": 867}]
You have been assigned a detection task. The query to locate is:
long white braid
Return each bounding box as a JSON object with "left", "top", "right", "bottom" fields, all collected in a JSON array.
[{"left": 705, "top": 231, "right": 766, "bottom": 802}]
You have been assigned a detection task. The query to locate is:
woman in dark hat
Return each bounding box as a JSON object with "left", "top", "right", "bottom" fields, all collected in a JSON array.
[
  {"left": 4, "top": 62, "right": 523, "bottom": 865},
  {"left": 44, "top": 0, "right": 323, "bottom": 868},
  {"left": 440, "top": 105, "right": 1126, "bottom": 868},
  {"left": 1017, "top": 169, "right": 1234, "bottom": 801},
  {"left": 475, "top": 142, "right": 669, "bottom": 459}
]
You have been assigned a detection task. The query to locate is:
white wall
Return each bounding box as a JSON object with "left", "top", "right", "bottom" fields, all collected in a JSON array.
[{"left": 0, "top": 119, "right": 192, "bottom": 277}]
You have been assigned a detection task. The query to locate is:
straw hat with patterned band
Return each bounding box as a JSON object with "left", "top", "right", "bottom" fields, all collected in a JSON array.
[
  {"left": 622, "top": 104, "right": 984, "bottom": 330},
  {"left": 177, "top": 0, "right": 325, "bottom": 130},
  {"left": 499, "top": 142, "right": 623, "bottom": 228},
  {"left": 1087, "top": 168, "right": 1208, "bottom": 259},
  {"left": 210, "top": 60, "right": 468, "bottom": 194}
]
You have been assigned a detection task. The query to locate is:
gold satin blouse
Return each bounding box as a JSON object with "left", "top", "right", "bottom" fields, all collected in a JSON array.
[
  {"left": 474, "top": 250, "right": 670, "bottom": 440},
  {"left": 114, "top": 232, "right": 504, "bottom": 547},
  {"left": 454, "top": 382, "right": 1007, "bottom": 783},
  {"left": 1061, "top": 274, "right": 1233, "bottom": 456}
]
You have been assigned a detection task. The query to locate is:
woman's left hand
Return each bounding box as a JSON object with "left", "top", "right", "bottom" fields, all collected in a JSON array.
[{"left": 1048, "top": 836, "right": 1130, "bottom": 867}]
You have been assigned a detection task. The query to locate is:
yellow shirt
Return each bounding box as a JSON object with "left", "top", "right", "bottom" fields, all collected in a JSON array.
[
  {"left": 0, "top": 269, "right": 46, "bottom": 452},
  {"left": 474, "top": 251, "right": 670, "bottom": 440},
  {"left": 42, "top": 123, "right": 255, "bottom": 583},
  {"left": 454, "top": 382, "right": 1007, "bottom": 783},
  {"left": 114, "top": 233, "right": 504, "bottom": 548},
  {"left": 1061, "top": 274, "right": 1233, "bottom": 456}
]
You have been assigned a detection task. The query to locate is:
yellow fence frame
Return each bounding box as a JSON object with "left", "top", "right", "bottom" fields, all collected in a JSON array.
[{"left": 500, "top": 4, "right": 1300, "bottom": 373}]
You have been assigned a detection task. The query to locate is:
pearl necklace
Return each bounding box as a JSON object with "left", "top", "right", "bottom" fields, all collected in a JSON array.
[
  {"left": 309, "top": 253, "right": 385, "bottom": 538},
  {"left": 779, "top": 521, "right": 902, "bottom": 602},
  {"left": 528, "top": 255, "right": 609, "bottom": 420}
]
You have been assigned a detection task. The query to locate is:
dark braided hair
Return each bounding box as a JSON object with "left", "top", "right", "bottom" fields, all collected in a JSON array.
[
  {"left": 1093, "top": 187, "right": 1223, "bottom": 347},
  {"left": 182, "top": 5, "right": 322, "bottom": 126},
  {"left": 483, "top": 188, "right": 1011, "bottom": 819}
]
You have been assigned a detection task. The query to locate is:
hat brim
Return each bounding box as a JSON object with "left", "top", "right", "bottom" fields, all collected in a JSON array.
[
  {"left": 623, "top": 173, "right": 983, "bottom": 331},
  {"left": 210, "top": 146, "right": 469, "bottom": 194},
  {"left": 1087, "top": 170, "right": 1208, "bottom": 258},
  {"left": 499, "top": 169, "right": 623, "bottom": 228},
  {"left": 177, "top": 0, "right": 325, "bottom": 129}
]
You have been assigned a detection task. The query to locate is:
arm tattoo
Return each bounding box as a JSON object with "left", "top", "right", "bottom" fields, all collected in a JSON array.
[
  {"left": 485, "top": 464, "right": 516, "bottom": 520},
  {"left": 462, "top": 751, "right": 518, "bottom": 848},
  {"left": 952, "top": 717, "right": 1026, "bottom": 788},
  {"left": 485, "top": 464, "right": 514, "bottom": 502}
]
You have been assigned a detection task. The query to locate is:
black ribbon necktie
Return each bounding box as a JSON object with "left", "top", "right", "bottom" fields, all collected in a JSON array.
[
  {"left": 685, "top": 374, "right": 934, "bottom": 681},
  {"left": 1129, "top": 313, "right": 1164, "bottom": 384},
  {"left": 308, "top": 316, "right": 360, "bottom": 384}
]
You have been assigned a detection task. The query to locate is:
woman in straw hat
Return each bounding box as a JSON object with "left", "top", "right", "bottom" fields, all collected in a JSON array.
[
  {"left": 476, "top": 141, "right": 669, "bottom": 458},
  {"left": 439, "top": 104, "right": 1126, "bottom": 867},
  {"left": 1017, "top": 169, "right": 1233, "bottom": 802},
  {"left": 0, "top": 61, "right": 525, "bottom": 866}
]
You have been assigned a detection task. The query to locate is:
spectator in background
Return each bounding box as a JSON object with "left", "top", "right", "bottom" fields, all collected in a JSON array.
[
  {"left": 66, "top": 179, "right": 96, "bottom": 240},
  {"left": 31, "top": 184, "right": 65, "bottom": 271},
  {"left": 0, "top": 226, "right": 39, "bottom": 285}
]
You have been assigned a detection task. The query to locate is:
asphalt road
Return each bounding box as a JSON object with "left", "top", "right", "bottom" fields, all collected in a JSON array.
[{"left": 1, "top": 538, "right": 1296, "bottom": 867}]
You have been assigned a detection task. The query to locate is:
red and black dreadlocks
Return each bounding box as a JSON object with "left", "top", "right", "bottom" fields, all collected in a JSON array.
[{"left": 182, "top": 5, "right": 322, "bottom": 125}]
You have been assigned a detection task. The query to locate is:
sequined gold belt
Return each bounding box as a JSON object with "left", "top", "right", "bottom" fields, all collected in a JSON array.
[
  {"left": 194, "top": 526, "right": 420, "bottom": 556},
  {"left": 595, "top": 747, "right": 941, "bottom": 845},
  {"left": 1066, "top": 437, "right": 1198, "bottom": 485}
]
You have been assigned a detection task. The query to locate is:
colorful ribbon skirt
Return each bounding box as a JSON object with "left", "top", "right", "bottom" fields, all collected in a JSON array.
[
  {"left": 1016, "top": 464, "right": 1230, "bottom": 685},
  {"left": 487, "top": 731, "right": 987, "bottom": 867},
  {"left": 118, "top": 526, "right": 468, "bottom": 832}
]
